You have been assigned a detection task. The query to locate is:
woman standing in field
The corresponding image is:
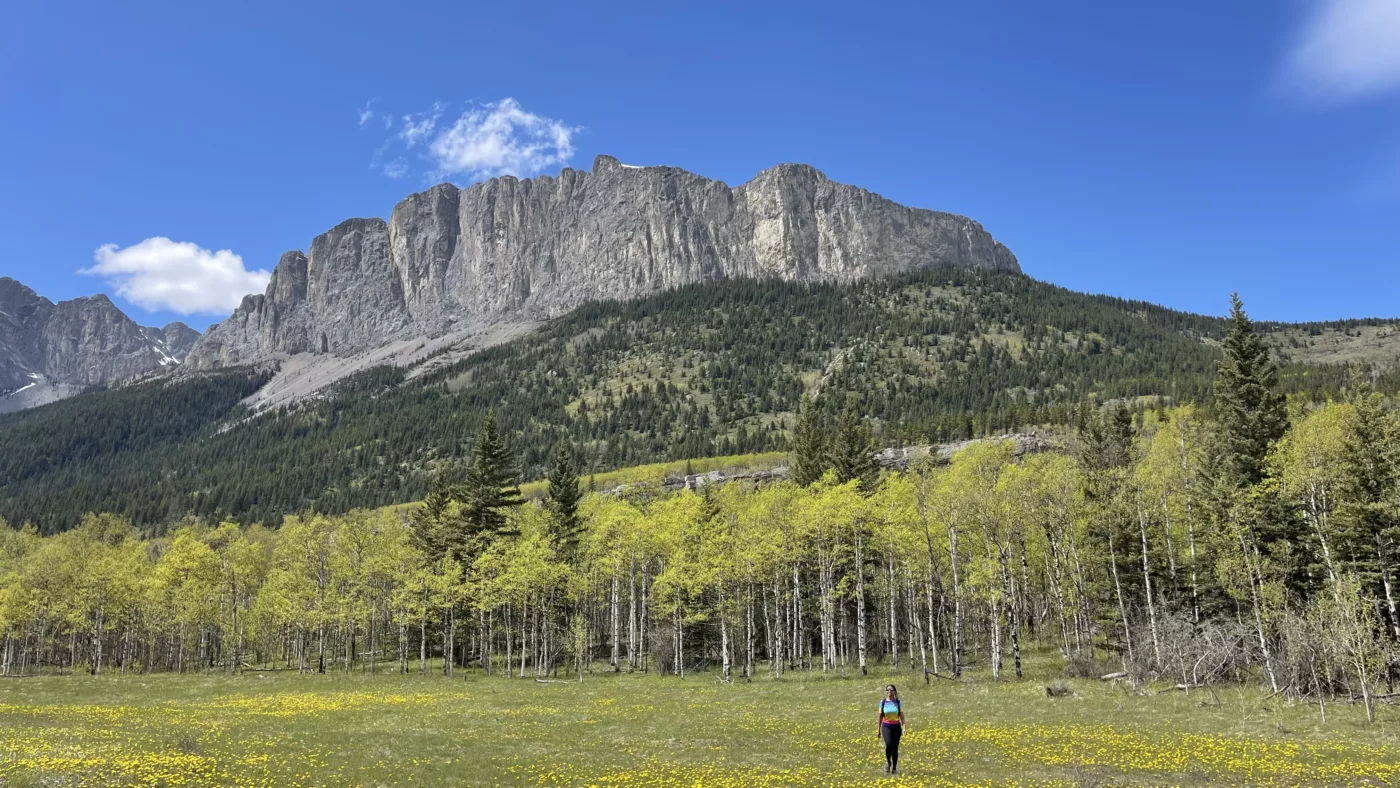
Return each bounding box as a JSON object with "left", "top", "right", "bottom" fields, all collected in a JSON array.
[{"left": 878, "top": 684, "right": 906, "bottom": 775}]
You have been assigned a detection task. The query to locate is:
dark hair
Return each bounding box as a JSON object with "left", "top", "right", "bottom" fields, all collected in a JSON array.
[{"left": 885, "top": 684, "right": 898, "bottom": 695}]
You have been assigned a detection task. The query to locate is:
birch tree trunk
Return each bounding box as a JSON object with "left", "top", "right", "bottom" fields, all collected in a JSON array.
[
  {"left": 856, "top": 534, "right": 868, "bottom": 675},
  {"left": 948, "top": 520, "right": 963, "bottom": 676},
  {"left": 610, "top": 575, "right": 620, "bottom": 672},
  {"left": 1378, "top": 535, "right": 1400, "bottom": 641},
  {"left": 887, "top": 559, "right": 899, "bottom": 668},
  {"left": 1136, "top": 498, "right": 1162, "bottom": 667},
  {"left": 1108, "top": 533, "right": 1135, "bottom": 664},
  {"left": 628, "top": 558, "right": 638, "bottom": 670}
]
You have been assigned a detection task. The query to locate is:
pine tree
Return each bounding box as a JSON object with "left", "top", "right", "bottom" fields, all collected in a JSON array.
[
  {"left": 1214, "top": 294, "right": 1288, "bottom": 489},
  {"left": 1076, "top": 403, "right": 1134, "bottom": 473},
  {"left": 409, "top": 473, "right": 454, "bottom": 563},
  {"left": 1340, "top": 385, "right": 1400, "bottom": 546},
  {"left": 831, "top": 397, "right": 880, "bottom": 493},
  {"left": 457, "top": 411, "right": 523, "bottom": 549},
  {"left": 546, "top": 442, "right": 583, "bottom": 556},
  {"left": 1338, "top": 384, "right": 1400, "bottom": 637},
  {"left": 791, "top": 393, "right": 830, "bottom": 487}
]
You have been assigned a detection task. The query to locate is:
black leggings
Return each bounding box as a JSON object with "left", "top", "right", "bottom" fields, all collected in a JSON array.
[{"left": 882, "top": 724, "right": 902, "bottom": 771}]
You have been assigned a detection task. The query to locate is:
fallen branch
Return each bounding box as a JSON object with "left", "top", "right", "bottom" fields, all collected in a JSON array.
[
  {"left": 1100, "top": 671, "right": 1129, "bottom": 681},
  {"left": 1163, "top": 683, "right": 1203, "bottom": 692}
]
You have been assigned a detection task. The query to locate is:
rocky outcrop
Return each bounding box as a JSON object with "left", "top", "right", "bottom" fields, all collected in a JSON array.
[
  {"left": 158, "top": 322, "right": 201, "bottom": 361},
  {"left": 187, "top": 156, "right": 1019, "bottom": 369},
  {"left": 0, "top": 277, "right": 201, "bottom": 408}
]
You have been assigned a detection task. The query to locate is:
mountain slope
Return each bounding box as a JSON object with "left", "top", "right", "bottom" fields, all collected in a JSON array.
[
  {"left": 185, "top": 155, "right": 1018, "bottom": 371},
  {"left": 0, "top": 277, "right": 201, "bottom": 412},
  {"left": 3, "top": 268, "right": 1395, "bottom": 531}
]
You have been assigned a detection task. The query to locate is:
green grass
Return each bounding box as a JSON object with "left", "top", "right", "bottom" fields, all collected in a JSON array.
[{"left": 2, "top": 659, "right": 1397, "bottom": 786}]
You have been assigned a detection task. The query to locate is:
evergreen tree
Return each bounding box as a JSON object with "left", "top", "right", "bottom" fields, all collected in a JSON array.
[
  {"left": 1214, "top": 294, "right": 1288, "bottom": 489},
  {"left": 831, "top": 397, "right": 880, "bottom": 493},
  {"left": 409, "top": 473, "right": 454, "bottom": 563},
  {"left": 546, "top": 442, "right": 584, "bottom": 556},
  {"left": 457, "top": 411, "right": 524, "bottom": 548},
  {"left": 1339, "top": 385, "right": 1400, "bottom": 599},
  {"left": 790, "top": 393, "right": 830, "bottom": 487},
  {"left": 1075, "top": 403, "right": 1134, "bottom": 473}
]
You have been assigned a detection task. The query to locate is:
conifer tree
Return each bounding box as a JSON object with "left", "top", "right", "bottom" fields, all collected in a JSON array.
[
  {"left": 546, "top": 443, "right": 583, "bottom": 556},
  {"left": 831, "top": 397, "right": 880, "bottom": 493},
  {"left": 409, "top": 473, "right": 454, "bottom": 563},
  {"left": 457, "top": 411, "right": 523, "bottom": 548},
  {"left": 1339, "top": 384, "right": 1400, "bottom": 637},
  {"left": 791, "top": 393, "right": 830, "bottom": 487},
  {"left": 1214, "top": 294, "right": 1288, "bottom": 489}
]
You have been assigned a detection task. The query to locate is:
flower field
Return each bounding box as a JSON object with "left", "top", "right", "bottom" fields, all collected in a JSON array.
[{"left": 0, "top": 668, "right": 1396, "bottom": 786}]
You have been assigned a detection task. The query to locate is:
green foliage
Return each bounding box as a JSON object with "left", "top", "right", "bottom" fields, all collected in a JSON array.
[
  {"left": 457, "top": 411, "right": 524, "bottom": 550},
  {"left": 1215, "top": 294, "right": 1289, "bottom": 489},
  {"left": 546, "top": 442, "right": 583, "bottom": 556},
  {"left": 831, "top": 396, "right": 879, "bottom": 493},
  {"left": 409, "top": 474, "right": 457, "bottom": 564},
  {"left": 2, "top": 272, "right": 1395, "bottom": 531},
  {"left": 0, "top": 370, "right": 269, "bottom": 531},
  {"left": 790, "top": 393, "right": 828, "bottom": 487}
]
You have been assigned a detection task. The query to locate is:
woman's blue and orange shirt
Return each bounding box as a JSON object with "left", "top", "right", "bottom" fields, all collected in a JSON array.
[{"left": 880, "top": 699, "right": 901, "bottom": 726}]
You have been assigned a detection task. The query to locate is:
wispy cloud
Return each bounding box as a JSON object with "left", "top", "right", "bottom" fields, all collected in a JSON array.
[
  {"left": 1284, "top": 0, "right": 1400, "bottom": 103},
  {"left": 358, "top": 97, "right": 379, "bottom": 128},
  {"left": 363, "top": 98, "right": 579, "bottom": 182},
  {"left": 382, "top": 158, "right": 409, "bottom": 179},
  {"left": 81, "top": 238, "right": 271, "bottom": 315},
  {"left": 399, "top": 102, "right": 444, "bottom": 148}
]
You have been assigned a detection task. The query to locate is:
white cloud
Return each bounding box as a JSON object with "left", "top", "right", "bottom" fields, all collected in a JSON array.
[
  {"left": 81, "top": 238, "right": 271, "bottom": 315},
  {"left": 1285, "top": 0, "right": 1400, "bottom": 102},
  {"left": 399, "top": 102, "right": 444, "bottom": 148},
  {"left": 426, "top": 98, "right": 579, "bottom": 180},
  {"left": 364, "top": 98, "right": 579, "bottom": 183},
  {"left": 358, "top": 97, "right": 379, "bottom": 128}
]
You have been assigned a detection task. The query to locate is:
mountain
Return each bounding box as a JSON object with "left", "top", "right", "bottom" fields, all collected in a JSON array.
[
  {"left": 3, "top": 267, "right": 1397, "bottom": 531},
  {"left": 0, "top": 277, "right": 200, "bottom": 412},
  {"left": 185, "top": 155, "right": 1018, "bottom": 372}
]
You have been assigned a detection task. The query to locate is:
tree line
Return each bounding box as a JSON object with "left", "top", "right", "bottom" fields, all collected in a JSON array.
[{"left": 0, "top": 296, "right": 1396, "bottom": 722}]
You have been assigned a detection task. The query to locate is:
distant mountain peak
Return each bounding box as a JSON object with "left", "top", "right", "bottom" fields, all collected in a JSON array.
[{"left": 0, "top": 279, "right": 202, "bottom": 411}]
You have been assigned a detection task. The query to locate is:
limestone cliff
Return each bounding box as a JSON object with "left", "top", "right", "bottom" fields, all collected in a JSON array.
[{"left": 187, "top": 156, "right": 1018, "bottom": 368}]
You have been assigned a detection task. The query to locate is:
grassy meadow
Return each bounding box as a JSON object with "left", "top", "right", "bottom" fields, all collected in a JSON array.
[{"left": 1, "top": 659, "right": 1397, "bottom": 787}]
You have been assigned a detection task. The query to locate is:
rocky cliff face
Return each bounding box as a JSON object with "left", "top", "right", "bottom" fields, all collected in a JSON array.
[
  {"left": 188, "top": 156, "right": 1018, "bottom": 368},
  {"left": 0, "top": 277, "right": 200, "bottom": 408}
]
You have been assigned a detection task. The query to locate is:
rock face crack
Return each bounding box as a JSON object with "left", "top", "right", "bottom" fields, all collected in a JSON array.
[{"left": 186, "top": 155, "right": 1019, "bottom": 369}]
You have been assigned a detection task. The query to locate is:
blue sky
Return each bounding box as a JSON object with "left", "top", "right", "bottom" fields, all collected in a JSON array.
[{"left": 2, "top": 0, "right": 1397, "bottom": 330}]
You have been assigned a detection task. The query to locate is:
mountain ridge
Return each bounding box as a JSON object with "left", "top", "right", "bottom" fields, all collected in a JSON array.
[{"left": 184, "top": 154, "right": 1019, "bottom": 371}]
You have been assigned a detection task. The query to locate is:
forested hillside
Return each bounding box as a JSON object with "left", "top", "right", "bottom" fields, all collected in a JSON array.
[{"left": 1, "top": 268, "right": 1396, "bottom": 531}]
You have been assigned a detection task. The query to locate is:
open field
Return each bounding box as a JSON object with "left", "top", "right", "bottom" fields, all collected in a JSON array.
[{"left": 2, "top": 662, "right": 1397, "bottom": 787}]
